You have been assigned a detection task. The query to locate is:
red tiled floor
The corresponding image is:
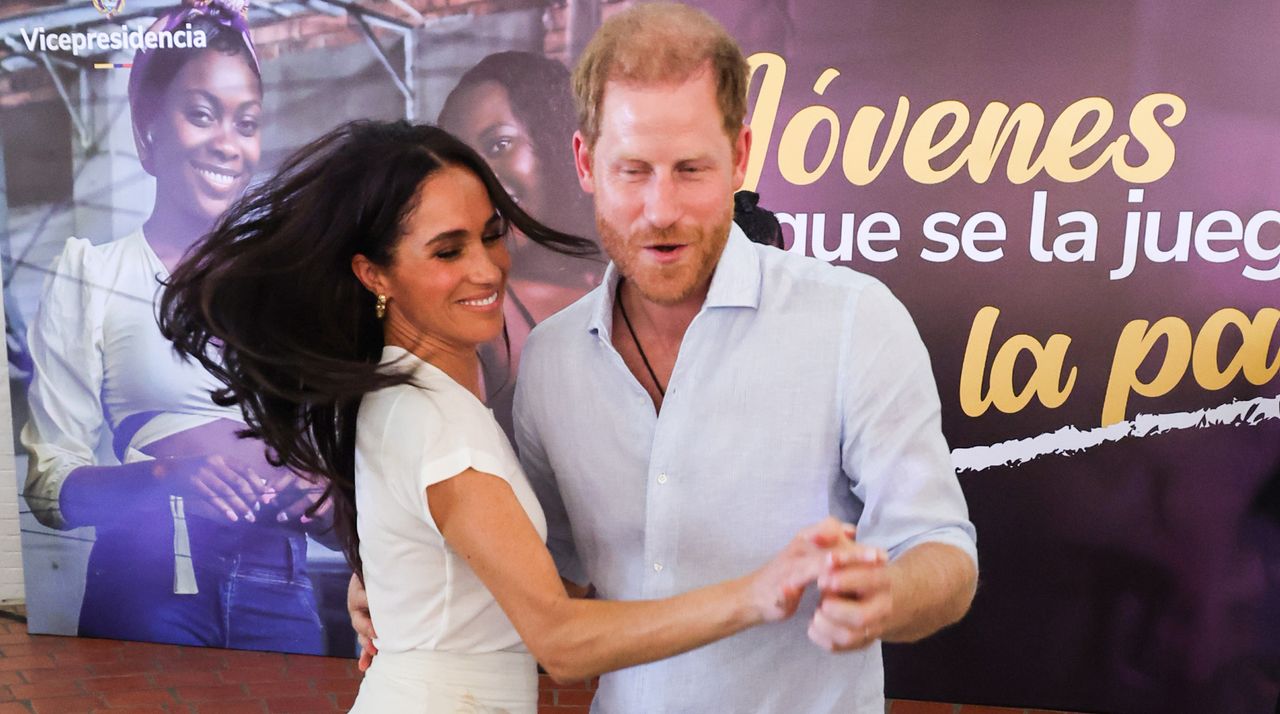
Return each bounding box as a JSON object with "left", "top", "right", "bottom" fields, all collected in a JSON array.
[
  {"left": 893, "top": 700, "right": 956, "bottom": 714},
  {"left": 0, "top": 616, "right": 1087, "bottom": 713}
]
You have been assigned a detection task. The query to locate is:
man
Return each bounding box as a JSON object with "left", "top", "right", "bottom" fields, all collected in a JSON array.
[
  {"left": 516, "top": 3, "right": 977, "bottom": 711},
  {"left": 354, "top": 3, "right": 977, "bottom": 711}
]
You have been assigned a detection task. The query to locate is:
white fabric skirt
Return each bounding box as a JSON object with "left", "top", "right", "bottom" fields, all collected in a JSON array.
[{"left": 350, "top": 649, "right": 538, "bottom": 714}]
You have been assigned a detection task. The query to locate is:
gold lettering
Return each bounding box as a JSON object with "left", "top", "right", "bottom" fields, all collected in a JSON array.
[
  {"left": 903, "top": 100, "right": 970, "bottom": 184},
  {"left": 1191, "top": 307, "right": 1280, "bottom": 390},
  {"left": 777, "top": 68, "right": 842, "bottom": 186},
  {"left": 743, "top": 55, "right": 1186, "bottom": 188},
  {"left": 1114, "top": 93, "right": 1186, "bottom": 183},
  {"left": 1102, "top": 317, "right": 1193, "bottom": 426},
  {"left": 743, "top": 52, "right": 787, "bottom": 192},
  {"left": 842, "top": 97, "right": 910, "bottom": 186},
  {"left": 960, "top": 306, "right": 1077, "bottom": 417},
  {"left": 1042, "top": 97, "right": 1118, "bottom": 183},
  {"left": 961, "top": 102, "right": 1047, "bottom": 184}
]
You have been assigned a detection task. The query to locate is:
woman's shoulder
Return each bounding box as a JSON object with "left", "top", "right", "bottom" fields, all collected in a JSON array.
[
  {"left": 359, "top": 380, "right": 507, "bottom": 478},
  {"left": 361, "top": 378, "right": 487, "bottom": 432},
  {"left": 51, "top": 231, "right": 150, "bottom": 282}
]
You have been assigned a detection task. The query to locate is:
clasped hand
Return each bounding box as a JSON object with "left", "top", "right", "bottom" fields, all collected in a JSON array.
[
  {"left": 150, "top": 454, "right": 331, "bottom": 528},
  {"left": 750, "top": 516, "right": 890, "bottom": 653},
  {"left": 346, "top": 515, "right": 891, "bottom": 672}
]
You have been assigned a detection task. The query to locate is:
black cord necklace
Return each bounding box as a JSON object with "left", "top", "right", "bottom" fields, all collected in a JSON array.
[{"left": 615, "top": 279, "right": 666, "bottom": 398}]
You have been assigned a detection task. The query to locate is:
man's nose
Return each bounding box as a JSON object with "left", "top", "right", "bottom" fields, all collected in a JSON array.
[{"left": 643, "top": 173, "right": 681, "bottom": 230}]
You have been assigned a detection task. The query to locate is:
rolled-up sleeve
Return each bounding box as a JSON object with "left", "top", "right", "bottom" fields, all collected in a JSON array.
[
  {"left": 20, "top": 238, "right": 105, "bottom": 530},
  {"left": 839, "top": 280, "right": 978, "bottom": 567}
]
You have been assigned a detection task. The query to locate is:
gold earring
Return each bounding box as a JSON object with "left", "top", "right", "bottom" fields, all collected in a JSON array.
[{"left": 375, "top": 294, "right": 388, "bottom": 320}]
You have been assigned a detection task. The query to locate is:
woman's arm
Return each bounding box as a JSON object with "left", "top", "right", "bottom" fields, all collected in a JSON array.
[
  {"left": 428, "top": 469, "right": 848, "bottom": 683},
  {"left": 22, "top": 239, "right": 268, "bottom": 529},
  {"left": 21, "top": 239, "right": 111, "bottom": 530}
]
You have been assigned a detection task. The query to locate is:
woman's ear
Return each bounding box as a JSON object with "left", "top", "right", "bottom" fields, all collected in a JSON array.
[
  {"left": 133, "top": 123, "right": 158, "bottom": 177},
  {"left": 350, "top": 254, "right": 388, "bottom": 298}
]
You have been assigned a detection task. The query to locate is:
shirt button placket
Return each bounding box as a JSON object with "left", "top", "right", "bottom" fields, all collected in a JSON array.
[{"left": 648, "top": 469, "right": 670, "bottom": 589}]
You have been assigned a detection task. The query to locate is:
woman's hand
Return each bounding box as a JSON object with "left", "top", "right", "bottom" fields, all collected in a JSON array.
[
  {"left": 347, "top": 574, "right": 378, "bottom": 672},
  {"left": 747, "top": 517, "right": 859, "bottom": 623},
  {"left": 262, "top": 471, "right": 340, "bottom": 546},
  {"left": 149, "top": 454, "right": 269, "bottom": 524},
  {"left": 260, "top": 471, "right": 329, "bottom": 525},
  {"left": 137, "top": 418, "right": 326, "bottom": 528}
]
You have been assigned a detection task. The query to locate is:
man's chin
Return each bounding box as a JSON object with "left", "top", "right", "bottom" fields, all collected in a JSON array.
[{"left": 626, "top": 270, "right": 703, "bottom": 306}]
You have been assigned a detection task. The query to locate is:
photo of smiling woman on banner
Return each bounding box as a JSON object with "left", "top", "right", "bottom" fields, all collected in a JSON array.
[
  {"left": 438, "top": 50, "right": 604, "bottom": 435},
  {"left": 19, "top": 0, "right": 332, "bottom": 653}
]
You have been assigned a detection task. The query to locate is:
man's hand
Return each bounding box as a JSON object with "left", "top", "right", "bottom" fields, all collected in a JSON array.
[
  {"left": 347, "top": 573, "right": 378, "bottom": 671},
  {"left": 810, "top": 540, "right": 889, "bottom": 651},
  {"left": 811, "top": 541, "right": 977, "bottom": 651}
]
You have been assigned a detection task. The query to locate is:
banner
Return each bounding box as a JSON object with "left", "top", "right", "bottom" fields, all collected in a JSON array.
[
  {"left": 1, "top": 1, "right": 1276, "bottom": 711},
  {"left": 704, "top": 2, "right": 1280, "bottom": 712}
]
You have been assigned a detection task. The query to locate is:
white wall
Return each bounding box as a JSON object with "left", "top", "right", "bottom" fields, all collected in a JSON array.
[{"left": 0, "top": 305, "right": 26, "bottom": 603}]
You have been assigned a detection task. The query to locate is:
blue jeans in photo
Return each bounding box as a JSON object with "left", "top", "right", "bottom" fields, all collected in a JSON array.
[{"left": 77, "top": 513, "right": 326, "bottom": 655}]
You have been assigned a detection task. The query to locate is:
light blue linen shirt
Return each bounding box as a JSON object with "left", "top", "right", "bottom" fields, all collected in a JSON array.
[{"left": 513, "top": 224, "right": 977, "bottom": 714}]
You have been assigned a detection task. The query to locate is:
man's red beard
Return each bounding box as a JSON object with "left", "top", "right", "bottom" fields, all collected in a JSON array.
[{"left": 595, "top": 210, "right": 733, "bottom": 306}]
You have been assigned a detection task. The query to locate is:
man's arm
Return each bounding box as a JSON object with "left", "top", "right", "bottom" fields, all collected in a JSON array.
[
  {"left": 881, "top": 541, "right": 977, "bottom": 641},
  {"left": 814, "top": 281, "right": 979, "bottom": 652}
]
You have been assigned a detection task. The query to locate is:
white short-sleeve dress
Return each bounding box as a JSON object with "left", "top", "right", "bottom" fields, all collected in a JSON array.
[{"left": 351, "top": 345, "right": 547, "bottom": 713}]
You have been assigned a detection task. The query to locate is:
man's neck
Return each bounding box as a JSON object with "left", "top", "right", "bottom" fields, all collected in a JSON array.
[{"left": 619, "top": 279, "right": 707, "bottom": 345}]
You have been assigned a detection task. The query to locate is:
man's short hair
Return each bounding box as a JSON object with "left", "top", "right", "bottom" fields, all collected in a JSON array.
[{"left": 572, "top": 2, "right": 749, "bottom": 149}]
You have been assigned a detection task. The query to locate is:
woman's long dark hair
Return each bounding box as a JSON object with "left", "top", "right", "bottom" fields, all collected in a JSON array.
[{"left": 159, "top": 120, "right": 596, "bottom": 576}]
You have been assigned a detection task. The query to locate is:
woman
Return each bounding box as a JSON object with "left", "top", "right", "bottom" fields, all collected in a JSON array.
[
  {"left": 160, "top": 120, "right": 847, "bottom": 711},
  {"left": 20, "top": 0, "right": 329, "bottom": 652}
]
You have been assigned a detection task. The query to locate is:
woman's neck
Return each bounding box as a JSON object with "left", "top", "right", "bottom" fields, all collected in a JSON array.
[
  {"left": 143, "top": 202, "right": 213, "bottom": 272},
  {"left": 383, "top": 320, "right": 485, "bottom": 399},
  {"left": 423, "top": 348, "right": 484, "bottom": 399}
]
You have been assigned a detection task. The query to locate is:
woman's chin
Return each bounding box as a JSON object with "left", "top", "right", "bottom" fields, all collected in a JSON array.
[{"left": 474, "top": 325, "right": 506, "bottom": 345}]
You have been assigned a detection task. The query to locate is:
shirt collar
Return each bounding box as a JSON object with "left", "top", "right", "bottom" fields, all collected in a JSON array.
[
  {"left": 586, "top": 222, "right": 761, "bottom": 337},
  {"left": 704, "top": 222, "right": 763, "bottom": 310}
]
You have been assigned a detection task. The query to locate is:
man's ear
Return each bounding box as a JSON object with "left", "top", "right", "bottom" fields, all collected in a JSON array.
[
  {"left": 573, "top": 130, "right": 596, "bottom": 194},
  {"left": 731, "top": 124, "right": 752, "bottom": 191}
]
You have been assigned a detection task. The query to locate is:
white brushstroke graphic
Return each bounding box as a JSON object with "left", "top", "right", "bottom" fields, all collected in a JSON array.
[{"left": 953, "top": 395, "right": 1280, "bottom": 473}]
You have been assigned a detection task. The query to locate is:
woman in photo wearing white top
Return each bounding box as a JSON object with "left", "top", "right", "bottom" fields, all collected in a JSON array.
[
  {"left": 160, "top": 120, "right": 851, "bottom": 712},
  {"left": 21, "top": 0, "right": 331, "bottom": 651}
]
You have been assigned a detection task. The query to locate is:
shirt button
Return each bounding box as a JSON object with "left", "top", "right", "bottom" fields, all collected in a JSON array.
[
  {"left": 653, "top": 562, "right": 664, "bottom": 572},
  {"left": 657, "top": 473, "right": 668, "bottom": 484}
]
